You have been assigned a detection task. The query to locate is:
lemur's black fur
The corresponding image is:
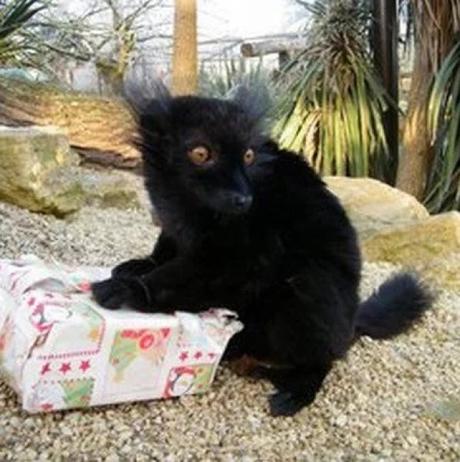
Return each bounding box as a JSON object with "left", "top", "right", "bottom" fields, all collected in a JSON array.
[{"left": 92, "top": 87, "right": 432, "bottom": 416}]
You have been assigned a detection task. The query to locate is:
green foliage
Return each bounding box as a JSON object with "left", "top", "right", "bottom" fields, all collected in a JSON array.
[
  {"left": 425, "top": 38, "right": 460, "bottom": 212},
  {"left": 199, "top": 57, "right": 280, "bottom": 129},
  {"left": 199, "top": 58, "right": 273, "bottom": 98},
  {"left": 0, "top": 0, "right": 45, "bottom": 64},
  {"left": 273, "top": 0, "right": 391, "bottom": 180}
]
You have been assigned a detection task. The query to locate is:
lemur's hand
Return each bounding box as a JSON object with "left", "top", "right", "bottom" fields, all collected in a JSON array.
[
  {"left": 111, "top": 257, "right": 157, "bottom": 278},
  {"left": 91, "top": 277, "right": 151, "bottom": 311}
]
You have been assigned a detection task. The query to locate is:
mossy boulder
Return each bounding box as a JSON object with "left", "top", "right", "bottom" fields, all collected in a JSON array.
[
  {"left": 362, "top": 212, "right": 460, "bottom": 290},
  {"left": 78, "top": 169, "right": 141, "bottom": 209},
  {"left": 326, "top": 177, "right": 459, "bottom": 289},
  {"left": 325, "top": 176, "right": 429, "bottom": 239},
  {"left": 0, "top": 126, "right": 83, "bottom": 216},
  {"left": 0, "top": 126, "right": 142, "bottom": 216}
]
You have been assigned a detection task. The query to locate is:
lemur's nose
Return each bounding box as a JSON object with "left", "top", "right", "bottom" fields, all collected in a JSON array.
[{"left": 231, "top": 193, "right": 253, "bottom": 211}]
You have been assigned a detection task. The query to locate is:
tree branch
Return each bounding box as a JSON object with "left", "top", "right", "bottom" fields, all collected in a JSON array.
[{"left": 294, "top": 0, "right": 311, "bottom": 9}]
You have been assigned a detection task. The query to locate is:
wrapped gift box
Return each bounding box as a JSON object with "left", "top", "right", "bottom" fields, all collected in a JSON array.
[{"left": 0, "top": 256, "right": 242, "bottom": 412}]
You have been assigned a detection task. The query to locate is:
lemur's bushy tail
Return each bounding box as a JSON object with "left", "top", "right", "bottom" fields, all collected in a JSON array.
[{"left": 355, "top": 273, "right": 433, "bottom": 339}]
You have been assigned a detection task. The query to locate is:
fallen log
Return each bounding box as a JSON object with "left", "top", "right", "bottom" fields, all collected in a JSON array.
[
  {"left": 240, "top": 37, "right": 307, "bottom": 57},
  {"left": 0, "top": 78, "right": 141, "bottom": 168}
]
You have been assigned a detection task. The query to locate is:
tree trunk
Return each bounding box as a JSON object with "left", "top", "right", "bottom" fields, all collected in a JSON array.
[
  {"left": 396, "top": 0, "right": 458, "bottom": 199},
  {"left": 372, "top": 0, "right": 399, "bottom": 184},
  {"left": 96, "top": 60, "right": 125, "bottom": 96},
  {"left": 395, "top": 44, "right": 433, "bottom": 199},
  {"left": 0, "top": 78, "right": 140, "bottom": 168},
  {"left": 171, "top": 0, "right": 198, "bottom": 96}
]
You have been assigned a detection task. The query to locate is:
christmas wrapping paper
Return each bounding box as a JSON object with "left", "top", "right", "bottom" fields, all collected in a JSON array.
[{"left": 0, "top": 255, "right": 242, "bottom": 413}]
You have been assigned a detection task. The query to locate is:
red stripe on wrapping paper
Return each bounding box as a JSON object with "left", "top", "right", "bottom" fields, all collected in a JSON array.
[{"left": 37, "top": 321, "right": 106, "bottom": 360}]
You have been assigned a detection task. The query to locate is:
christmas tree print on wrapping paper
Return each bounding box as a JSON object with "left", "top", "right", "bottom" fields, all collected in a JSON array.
[
  {"left": 109, "top": 328, "right": 171, "bottom": 382},
  {"left": 60, "top": 378, "right": 95, "bottom": 408}
]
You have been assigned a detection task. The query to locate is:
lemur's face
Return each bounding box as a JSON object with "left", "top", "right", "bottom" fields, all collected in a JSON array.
[{"left": 136, "top": 90, "right": 275, "bottom": 215}]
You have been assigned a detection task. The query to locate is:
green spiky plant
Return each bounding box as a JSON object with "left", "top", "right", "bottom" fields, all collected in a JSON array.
[
  {"left": 199, "top": 57, "right": 280, "bottom": 128},
  {"left": 425, "top": 38, "right": 460, "bottom": 212},
  {"left": 200, "top": 57, "right": 274, "bottom": 98},
  {"left": 274, "top": 0, "right": 391, "bottom": 180},
  {"left": 0, "top": 0, "right": 45, "bottom": 65}
]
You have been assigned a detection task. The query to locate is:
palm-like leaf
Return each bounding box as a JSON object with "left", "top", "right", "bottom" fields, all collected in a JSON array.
[
  {"left": 274, "top": 0, "right": 391, "bottom": 180},
  {"left": 200, "top": 58, "right": 273, "bottom": 98},
  {"left": 0, "top": 0, "right": 45, "bottom": 64}
]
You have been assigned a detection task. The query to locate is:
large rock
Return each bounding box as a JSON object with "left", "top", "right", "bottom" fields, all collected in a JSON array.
[
  {"left": 0, "top": 126, "right": 83, "bottom": 216},
  {"left": 362, "top": 212, "right": 460, "bottom": 290},
  {"left": 0, "top": 126, "right": 143, "bottom": 216},
  {"left": 325, "top": 177, "right": 429, "bottom": 239},
  {"left": 77, "top": 168, "right": 142, "bottom": 209},
  {"left": 325, "top": 177, "right": 459, "bottom": 289}
]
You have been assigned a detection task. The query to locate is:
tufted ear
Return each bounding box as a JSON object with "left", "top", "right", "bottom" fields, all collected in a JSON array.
[
  {"left": 227, "top": 83, "right": 272, "bottom": 127},
  {"left": 123, "top": 79, "right": 171, "bottom": 113},
  {"left": 123, "top": 80, "right": 173, "bottom": 155}
]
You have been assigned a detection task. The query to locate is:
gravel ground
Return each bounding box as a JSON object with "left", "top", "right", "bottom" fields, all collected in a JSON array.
[{"left": 0, "top": 192, "right": 459, "bottom": 461}]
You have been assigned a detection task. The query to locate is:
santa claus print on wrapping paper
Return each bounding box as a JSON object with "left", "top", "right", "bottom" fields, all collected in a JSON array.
[{"left": 109, "top": 328, "right": 171, "bottom": 382}]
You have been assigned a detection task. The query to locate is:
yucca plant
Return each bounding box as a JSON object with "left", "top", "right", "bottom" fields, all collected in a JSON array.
[
  {"left": 274, "top": 0, "right": 391, "bottom": 180},
  {"left": 200, "top": 57, "right": 279, "bottom": 128},
  {"left": 425, "top": 38, "right": 460, "bottom": 212},
  {"left": 200, "top": 57, "right": 273, "bottom": 98},
  {"left": 0, "top": 0, "right": 45, "bottom": 65}
]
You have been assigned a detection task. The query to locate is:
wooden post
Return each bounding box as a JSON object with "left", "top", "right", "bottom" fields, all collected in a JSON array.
[
  {"left": 372, "top": 0, "right": 399, "bottom": 184},
  {"left": 278, "top": 50, "right": 290, "bottom": 69},
  {"left": 172, "top": 0, "right": 198, "bottom": 96},
  {"left": 241, "top": 38, "right": 306, "bottom": 58}
]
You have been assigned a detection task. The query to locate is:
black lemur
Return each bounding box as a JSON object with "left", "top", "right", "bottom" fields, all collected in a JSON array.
[{"left": 92, "top": 86, "right": 432, "bottom": 416}]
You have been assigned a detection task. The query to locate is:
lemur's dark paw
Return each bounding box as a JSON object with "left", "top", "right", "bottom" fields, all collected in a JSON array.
[
  {"left": 111, "top": 258, "right": 156, "bottom": 278},
  {"left": 91, "top": 277, "right": 150, "bottom": 311},
  {"left": 268, "top": 390, "right": 314, "bottom": 417}
]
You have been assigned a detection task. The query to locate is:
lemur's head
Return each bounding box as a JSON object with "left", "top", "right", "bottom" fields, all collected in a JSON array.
[{"left": 129, "top": 83, "right": 276, "bottom": 215}]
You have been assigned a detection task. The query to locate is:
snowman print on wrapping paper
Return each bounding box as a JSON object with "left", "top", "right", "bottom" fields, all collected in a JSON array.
[
  {"left": 109, "top": 328, "right": 171, "bottom": 383},
  {"left": 164, "top": 364, "right": 215, "bottom": 398}
]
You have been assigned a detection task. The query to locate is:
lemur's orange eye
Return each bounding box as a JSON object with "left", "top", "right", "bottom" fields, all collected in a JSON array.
[
  {"left": 188, "top": 146, "right": 213, "bottom": 165},
  {"left": 244, "top": 149, "right": 255, "bottom": 166}
]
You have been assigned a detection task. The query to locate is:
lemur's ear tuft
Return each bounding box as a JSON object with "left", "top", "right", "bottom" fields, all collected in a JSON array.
[
  {"left": 123, "top": 80, "right": 171, "bottom": 119},
  {"left": 227, "top": 83, "right": 271, "bottom": 127},
  {"left": 123, "top": 80, "right": 172, "bottom": 150}
]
